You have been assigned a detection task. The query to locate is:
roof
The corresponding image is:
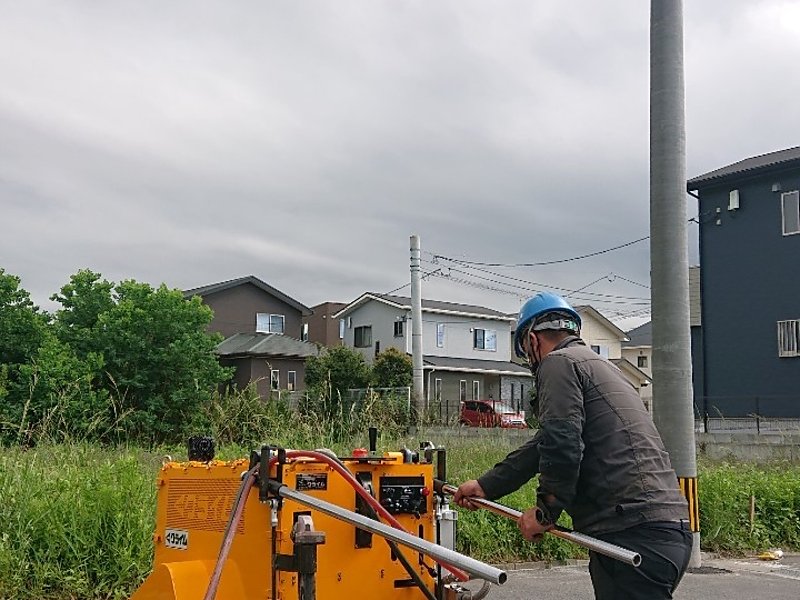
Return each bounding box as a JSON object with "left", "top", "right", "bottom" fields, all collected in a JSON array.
[
  {"left": 611, "top": 358, "right": 651, "bottom": 385},
  {"left": 184, "top": 276, "right": 311, "bottom": 316},
  {"left": 216, "top": 332, "right": 319, "bottom": 358},
  {"left": 335, "top": 292, "right": 513, "bottom": 321},
  {"left": 687, "top": 146, "right": 800, "bottom": 190},
  {"left": 623, "top": 321, "right": 652, "bottom": 347},
  {"left": 423, "top": 355, "right": 532, "bottom": 376},
  {"left": 574, "top": 305, "right": 629, "bottom": 341}
]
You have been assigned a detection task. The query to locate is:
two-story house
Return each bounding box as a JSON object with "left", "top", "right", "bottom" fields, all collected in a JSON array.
[
  {"left": 335, "top": 293, "right": 532, "bottom": 423},
  {"left": 688, "top": 146, "right": 800, "bottom": 418},
  {"left": 184, "top": 276, "right": 318, "bottom": 398}
]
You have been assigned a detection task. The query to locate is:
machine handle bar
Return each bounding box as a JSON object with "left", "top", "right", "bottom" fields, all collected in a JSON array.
[
  {"left": 436, "top": 481, "right": 641, "bottom": 568},
  {"left": 271, "top": 480, "right": 507, "bottom": 585}
]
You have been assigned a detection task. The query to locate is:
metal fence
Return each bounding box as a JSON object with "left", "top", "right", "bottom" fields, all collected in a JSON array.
[
  {"left": 274, "top": 387, "right": 411, "bottom": 414},
  {"left": 694, "top": 395, "right": 800, "bottom": 434}
]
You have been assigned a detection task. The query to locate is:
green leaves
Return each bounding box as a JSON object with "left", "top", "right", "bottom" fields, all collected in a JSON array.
[{"left": 1, "top": 268, "right": 231, "bottom": 445}]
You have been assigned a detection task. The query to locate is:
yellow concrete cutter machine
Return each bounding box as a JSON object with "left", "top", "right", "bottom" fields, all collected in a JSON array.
[{"left": 131, "top": 428, "right": 639, "bottom": 600}]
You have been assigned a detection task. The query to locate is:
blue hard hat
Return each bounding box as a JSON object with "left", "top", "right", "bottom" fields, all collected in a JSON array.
[{"left": 514, "top": 292, "right": 581, "bottom": 358}]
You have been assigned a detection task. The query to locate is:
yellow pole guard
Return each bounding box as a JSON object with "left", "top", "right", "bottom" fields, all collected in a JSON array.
[{"left": 677, "top": 476, "right": 700, "bottom": 532}]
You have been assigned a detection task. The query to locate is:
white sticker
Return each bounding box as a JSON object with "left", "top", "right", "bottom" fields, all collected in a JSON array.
[{"left": 165, "top": 528, "right": 189, "bottom": 550}]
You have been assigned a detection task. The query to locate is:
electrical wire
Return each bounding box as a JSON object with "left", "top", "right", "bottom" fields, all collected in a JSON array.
[{"left": 430, "top": 236, "right": 650, "bottom": 268}]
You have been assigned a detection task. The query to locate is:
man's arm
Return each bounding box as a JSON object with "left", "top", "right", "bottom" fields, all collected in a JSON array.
[
  {"left": 535, "top": 355, "right": 585, "bottom": 523},
  {"left": 476, "top": 431, "right": 543, "bottom": 500}
]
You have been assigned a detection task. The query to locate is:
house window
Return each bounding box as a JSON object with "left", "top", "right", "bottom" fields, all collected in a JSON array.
[
  {"left": 782, "top": 191, "right": 800, "bottom": 236},
  {"left": 271, "top": 369, "right": 280, "bottom": 390},
  {"left": 394, "top": 320, "right": 404, "bottom": 337},
  {"left": 777, "top": 320, "right": 800, "bottom": 357},
  {"left": 510, "top": 383, "right": 516, "bottom": 402},
  {"left": 472, "top": 380, "right": 480, "bottom": 400},
  {"left": 459, "top": 380, "right": 467, "bottom": 403},
  {"left": 374, "top": 340, "right": 380, "bottom": 357},
  {"left": 473, "top": 328, "right": 497, "bottom": 351},
  {"left": 339, "top": 319, "right": 345, "bottom": 339},
  {"left": 354, "top": 325, "right": 372, "bottom": 348},
  {"left": 591, "top": 345, "right": 609, "bottom": 358},
  {"left": 637, "top": 356, "right": 649, "bottom": 369},
  {"left": 436, "top": 323, "right": 445, "bottom": 348},
  {"left": 301, "top": 323, "right": 309, "bottom": 342},
  {"left": 257, "top": 313, "right": 285, "bottom": 334},
  {"left": 287, "top": 371, "right": 296, "bottom": 391},
  {"left": 434, "top": 378, "right": 442, "bottom": 403}
]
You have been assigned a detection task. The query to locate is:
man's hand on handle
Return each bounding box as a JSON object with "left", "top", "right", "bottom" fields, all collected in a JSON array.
[
  {"left": 453, "top": 479, "right": 487, "bottom": 510},
  {"left": 517, "top": 507, "right": 554, "bottom": 542}
]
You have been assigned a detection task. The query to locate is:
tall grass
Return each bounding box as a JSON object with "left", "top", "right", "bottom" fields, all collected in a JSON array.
[
  {"left": 1, "top": 434, "right": 799, "bottom": 599},
  {"left": 698, "top": 461, "right": 800, "bottom": 552},
  {"left": 0, "top": 444, "right": 157, "bottom": 600}
]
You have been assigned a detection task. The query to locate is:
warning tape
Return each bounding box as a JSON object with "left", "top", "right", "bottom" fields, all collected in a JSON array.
[{"left": 677, "top": 476, "right": 700, "bottom": 532}]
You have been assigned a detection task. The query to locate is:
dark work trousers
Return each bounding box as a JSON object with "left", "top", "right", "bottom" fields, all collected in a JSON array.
[{"left": 588, "top": 521, "right": 693, "bottom": 600}]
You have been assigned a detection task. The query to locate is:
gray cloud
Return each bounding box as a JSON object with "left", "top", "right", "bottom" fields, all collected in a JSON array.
[{"left": 1, "top": 0, "right": 796, "bottom": 328}]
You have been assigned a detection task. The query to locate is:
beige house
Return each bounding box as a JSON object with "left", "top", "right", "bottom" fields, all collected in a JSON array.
[
  {"left": 575, "top": 305, "right": 652, "bottom": 408},
  {"left": 621, "top": 321, "right": 653, "bottom": 410}
]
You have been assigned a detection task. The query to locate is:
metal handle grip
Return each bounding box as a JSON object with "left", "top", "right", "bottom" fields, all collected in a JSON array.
[
  {"left": 437, "top": 481, "right": 641, "bottom": 568},
  {"left": 274, "top": 482, "right": 507, "bottom": 584}
]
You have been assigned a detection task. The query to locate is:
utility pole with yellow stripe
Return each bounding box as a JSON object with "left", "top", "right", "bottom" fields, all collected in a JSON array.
[{"left": 650, "top": 0, "right": 701, "bottom": 566}]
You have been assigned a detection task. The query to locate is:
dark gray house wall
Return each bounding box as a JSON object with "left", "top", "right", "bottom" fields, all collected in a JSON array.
[
  {"left": 690, "top": 148, "right": 800, "bottom": 417},
  {"left": 199, "top": 283, "right": 305, "bottom": 339}
]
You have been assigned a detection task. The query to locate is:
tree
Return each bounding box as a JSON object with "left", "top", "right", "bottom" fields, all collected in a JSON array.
[
  {"left": 52, "top": 273, "right": 232, "bottom": 443},
  {"left": 372, "top": 347, "right": 412, "bottom": 388},
  {"left": 0, "top": 269, "right": 49, "bottom": 443},
  {"left": 50, "top": 269, "right": 114, "bottom": 360},
  {"left": 304, "top": 345, "right": 372, "bottom": 402}
]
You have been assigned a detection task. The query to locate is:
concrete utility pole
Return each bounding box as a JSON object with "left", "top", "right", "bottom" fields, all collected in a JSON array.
[
  {"left": 410, "top": 235, "right": 425, "bottom": 423},
  {"left": 650, "top": 0, "right": 700, "bottom": 566}
]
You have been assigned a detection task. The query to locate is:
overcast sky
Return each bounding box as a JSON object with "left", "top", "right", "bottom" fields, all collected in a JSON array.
[{"left": 2, "top": 1, "right": 799, "bottom": 329}]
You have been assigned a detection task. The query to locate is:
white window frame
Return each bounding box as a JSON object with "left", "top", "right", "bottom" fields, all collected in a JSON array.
[
  {"left": 637, "top": 355, "right": 649, "bottom": 369},
  {"left": 271, "top": 369, "right": 280, "bottom": 390},
  {"left": 473, "top": 328, "right": 497, "bottom": 351},
  {"left": 339, "top": 319, "right": 345, "bottom": 339},
  {"left": 459, "top": 380, "right": 467, "bottom": 403},
  {"left": 436, "top": 323, "right": 445, "bottom": 348},
  {"left": 394, "top": 320, "right": 404, "bottom": 337},
  {"left": 256, "top": 313, "right": 285, "bottom": 334},
  {"left": 777, "top": 320, "right": 800, "bottom": 357},
  {"left": 301, "top": 323, "right": 308, "bottom": 342},
  {"left": 287, "top": 370, "right": 296, "bottom": 391},
  {"left": 781, "top": 191, "right": 800, "bottom": 236},
  {"left": 472, "top": 380, "right": 480, "bottom": 401},
  {"left": 434, "top": 378, "right": 442, "bottom": 403}
]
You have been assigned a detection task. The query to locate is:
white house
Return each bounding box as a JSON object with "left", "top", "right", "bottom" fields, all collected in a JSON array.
[{"left": 335, "top": 293, "right": 532, "bottom": 423}]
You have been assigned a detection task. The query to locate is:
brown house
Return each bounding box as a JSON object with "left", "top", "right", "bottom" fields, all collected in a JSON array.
[
  {"left": 184, "top": 276, "right": 318, "bottom": 398},
  {"left": 303, "top": 301, "right": 347, "bottom": 348}
]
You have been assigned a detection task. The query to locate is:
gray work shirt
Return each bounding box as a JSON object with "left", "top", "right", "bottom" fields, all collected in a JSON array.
[{"left": 478, "top": 336, "right": 688, "bottom": 535}]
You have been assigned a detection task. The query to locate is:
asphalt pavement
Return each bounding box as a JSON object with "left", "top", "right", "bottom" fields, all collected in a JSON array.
[{"left": 465, "top": 553, "right": 800, "bottom": 600}]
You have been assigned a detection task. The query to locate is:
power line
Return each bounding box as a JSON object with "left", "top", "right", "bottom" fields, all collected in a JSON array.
[
  {"left": 422, "top": 258, "right": 650, "bottom": 304},
  {"left": 430, "top": 236, "right": 650, "bottom": 268}
]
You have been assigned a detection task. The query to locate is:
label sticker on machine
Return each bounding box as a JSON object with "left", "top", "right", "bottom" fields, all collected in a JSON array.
[
  {"left": 164, "top": 528, "right": 189, "bottom": 550},
  {"left": 296, "top": 473, "right": 328, "bottom": 491}
]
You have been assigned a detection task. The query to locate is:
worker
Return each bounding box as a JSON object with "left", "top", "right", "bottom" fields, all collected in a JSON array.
[{"left": 454, "top": 291, "right": 692, "bottom": 599}]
